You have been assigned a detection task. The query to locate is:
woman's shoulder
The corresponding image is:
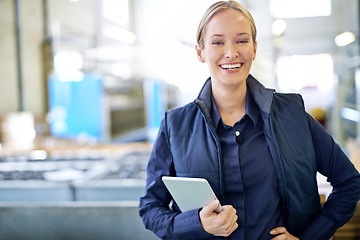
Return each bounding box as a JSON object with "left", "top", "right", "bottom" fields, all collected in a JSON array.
[
  {"left": 166, "top": 101, "right": 199, "bottom": 117},
  {"left": 273, "top": 92, "right": 305, "bottom": 109},
  {"left": 165, "top": 101, "right": 206, "bottom": 131}
]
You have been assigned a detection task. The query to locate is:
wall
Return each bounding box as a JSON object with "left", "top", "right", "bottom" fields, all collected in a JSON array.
[
  {"left": 0, "top": 0, "right": 19, "bottom": 114},
  {"left": 0, "top": 0, "right": 44, "bottom": 115},
  {"left": 21, "top": 0, "right": 46, "bottom": 114},
  {"left": 0, "top": 0, "right": 96, "bottom": 117}
]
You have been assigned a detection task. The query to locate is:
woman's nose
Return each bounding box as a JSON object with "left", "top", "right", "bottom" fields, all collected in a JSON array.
[{"left": 225, "top": 43, "right": 238, "bottom": 59}]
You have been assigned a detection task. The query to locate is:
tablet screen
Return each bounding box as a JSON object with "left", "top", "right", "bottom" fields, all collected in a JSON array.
[{"left": 162, "top": 176, "right": 221, "bottom": 212}]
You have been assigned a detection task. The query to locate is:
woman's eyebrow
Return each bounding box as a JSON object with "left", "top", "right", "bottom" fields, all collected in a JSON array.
[
  {"left": 210, "top": 34, "right": 224, "bottom": 38},
  {"left": 209, "top": 32, "right": 250, "bottom": 38},
  {"left": 237, "top": 33, "right": 250, "bottom": 37}
]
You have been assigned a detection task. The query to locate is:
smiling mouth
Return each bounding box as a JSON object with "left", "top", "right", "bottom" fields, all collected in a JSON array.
[{"left": 220, "top": 63, "right": 242, "bottom": 70}]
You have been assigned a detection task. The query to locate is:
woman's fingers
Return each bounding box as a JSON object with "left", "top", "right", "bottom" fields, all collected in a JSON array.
[{"left": 270, "top": 227, "right": 299, "bottom": 240}]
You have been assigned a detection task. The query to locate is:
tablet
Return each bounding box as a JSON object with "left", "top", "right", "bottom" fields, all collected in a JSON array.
[{"left": 162, "top": 176, "right": 221, "bottom": 213}]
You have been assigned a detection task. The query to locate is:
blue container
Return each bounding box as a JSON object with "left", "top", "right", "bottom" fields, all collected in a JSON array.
[{"left": 48, "top": 73, "right": 104, "bottom": 141}]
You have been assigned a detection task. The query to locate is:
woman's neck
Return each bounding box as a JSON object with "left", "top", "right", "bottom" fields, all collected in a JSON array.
[{"left": 212, "top": 82, "right": 247, "bottom": 126}]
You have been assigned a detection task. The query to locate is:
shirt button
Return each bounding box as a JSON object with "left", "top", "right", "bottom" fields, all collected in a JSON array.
[{"left": 235, "top": 131, "right": 240, "bottom": 136}]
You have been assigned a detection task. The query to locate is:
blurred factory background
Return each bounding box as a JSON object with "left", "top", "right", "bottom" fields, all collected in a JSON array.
[{"left": 0, "top": 0, "right": 360, "bottom": 239}]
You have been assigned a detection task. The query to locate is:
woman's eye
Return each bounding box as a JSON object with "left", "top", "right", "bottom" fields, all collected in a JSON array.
[
  {"left": 212, "top": 41, "right": 223, "bottom": 45},
  {"left": 237, "top": 40, "right": 249, "bottom": 44}
]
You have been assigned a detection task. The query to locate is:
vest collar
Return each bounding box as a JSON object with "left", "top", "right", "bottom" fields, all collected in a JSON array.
[{"left": 195, "top": 74, "right": 275, "bottom": 115}]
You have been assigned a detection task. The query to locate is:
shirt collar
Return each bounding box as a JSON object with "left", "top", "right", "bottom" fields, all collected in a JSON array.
[{"left": 210, "top": 90, "right": 260, "bottom": 128}]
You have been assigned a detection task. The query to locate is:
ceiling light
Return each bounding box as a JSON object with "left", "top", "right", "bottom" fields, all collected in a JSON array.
[
  {"left": 272, "top": 19, "right": 287, "bottom": 37},
  {"left": 335, "top": 31, "right": 356, "bottom": 47}
]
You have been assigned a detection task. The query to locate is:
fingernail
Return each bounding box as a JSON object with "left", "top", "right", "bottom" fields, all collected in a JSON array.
[{"left": 270, "top": 230, "right": 275, "bottom": 234}]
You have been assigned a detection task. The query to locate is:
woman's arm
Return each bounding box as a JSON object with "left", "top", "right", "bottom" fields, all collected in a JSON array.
[
  {"left": 139, "top": 118, "right": 214, "bottom": 239},
  {"left": 298, "top": 113, "right": 360, "bottom": 239}
]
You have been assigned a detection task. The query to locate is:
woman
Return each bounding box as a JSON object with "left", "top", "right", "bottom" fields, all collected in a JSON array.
[{"left": 139, "top": 1, "right": 360, "bottom": 239}]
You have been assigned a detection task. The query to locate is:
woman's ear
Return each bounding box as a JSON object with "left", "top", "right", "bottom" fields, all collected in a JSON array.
[
  {"left": 253, "top": 41, "right": 257, "bottom": 61},
  {"left": 195, "top": 44, "right": 205, "bottom": 63}
]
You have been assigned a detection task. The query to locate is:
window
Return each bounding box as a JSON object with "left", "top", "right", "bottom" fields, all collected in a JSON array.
[
  {"left": 270, "top": 0, "right": 332, "bottom": 18},
  {"left": 276, "top": 54, "right": 334, "bottom": 93},
  {"left": 103, "top": 0, "right": 129, "bottom": 25}
]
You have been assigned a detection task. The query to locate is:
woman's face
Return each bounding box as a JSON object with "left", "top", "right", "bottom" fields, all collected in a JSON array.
[{"left": 197, "top": 9, "right": 257, "bottom": 88}]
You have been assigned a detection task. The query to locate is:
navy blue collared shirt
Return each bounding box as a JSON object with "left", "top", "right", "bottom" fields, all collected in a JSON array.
[{"left": 211, "top": 90, "right": 283, "bottom": 240}]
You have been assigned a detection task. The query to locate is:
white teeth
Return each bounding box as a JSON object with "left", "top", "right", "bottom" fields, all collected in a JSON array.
[{"left": 220, "top": 63, "right": 241, "bottom": 69}]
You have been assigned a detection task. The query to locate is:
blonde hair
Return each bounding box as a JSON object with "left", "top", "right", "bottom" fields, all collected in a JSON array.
[{"left": 196, "top": 1, "right": 257, "bottom": 48}]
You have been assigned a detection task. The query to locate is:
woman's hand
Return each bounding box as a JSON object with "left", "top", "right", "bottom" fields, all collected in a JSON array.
[
  {"left": 199, "top": 199, "right": 238, "bottom": 237},
  {"left": 270, "top": 227, "right": 299, "bottom": 240}
]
